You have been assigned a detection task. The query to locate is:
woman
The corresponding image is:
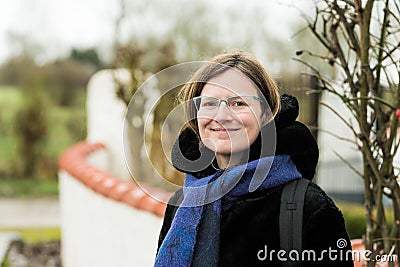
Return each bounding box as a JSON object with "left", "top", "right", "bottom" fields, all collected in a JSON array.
[{"left": 155, "top": 51, "right": 354, "bottom": 266}]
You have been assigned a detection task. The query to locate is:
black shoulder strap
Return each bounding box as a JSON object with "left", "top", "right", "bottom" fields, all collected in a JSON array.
[{"left": 279, "top": 178, "right": 309, "bottom": 267}]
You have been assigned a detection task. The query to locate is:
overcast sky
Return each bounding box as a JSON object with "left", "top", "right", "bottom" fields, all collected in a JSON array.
[
  {"left": 0, "top": 0, "right": 311, "bottom": 64},
  {"left": 0, "top": 0, "right": 119, "bottom": 62}
]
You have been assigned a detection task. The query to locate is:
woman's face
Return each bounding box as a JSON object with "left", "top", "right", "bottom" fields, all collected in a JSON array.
[{"left": 197, "top": 69, "right": 266, "bottom": 160}]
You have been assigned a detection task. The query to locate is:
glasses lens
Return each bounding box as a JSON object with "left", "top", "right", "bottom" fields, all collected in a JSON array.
[
  {"left": 194, "top": 97, "right": 219, "bottom": 111},
  {"left": 227, "top": 96, "right": 252, "bottom": 111}
]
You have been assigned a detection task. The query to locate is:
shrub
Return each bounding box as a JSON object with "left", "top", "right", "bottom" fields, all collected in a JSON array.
[
  {"left": 337, "top": 202, "right": 394, "bottom": 240},
  {"left": 14, "top": 74, "right": 48, "bottom": 178}
]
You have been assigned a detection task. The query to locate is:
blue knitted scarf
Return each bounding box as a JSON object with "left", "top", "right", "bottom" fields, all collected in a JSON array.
[{"left": 154, "top": 155, "right": 301, "bottom": 267}]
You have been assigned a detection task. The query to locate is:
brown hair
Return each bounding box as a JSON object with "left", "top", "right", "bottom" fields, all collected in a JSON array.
[{"left": 178, "top": 50, "right": 281, "bottom": 136}]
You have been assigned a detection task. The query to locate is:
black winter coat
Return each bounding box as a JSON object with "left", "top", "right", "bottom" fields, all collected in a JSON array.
[
  {"left": 158, "top": 180, "right": 354, "bottom": 266},
  {"left": 157, "top": 95, "right": 354, "bottom": 266}
]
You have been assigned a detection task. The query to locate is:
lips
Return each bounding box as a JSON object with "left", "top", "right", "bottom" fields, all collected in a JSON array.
[{"left": 211, "top": 128, "right": 240, "bottom": 132}]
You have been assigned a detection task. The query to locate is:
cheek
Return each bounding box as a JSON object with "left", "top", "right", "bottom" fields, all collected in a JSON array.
[
  {"left": 247, "top": 127, "right": 260, "bottom": 144},
  {"left": 197, "top": 118, "right": 209, "bottom": 136},
  {"left": 242, "top": 116, "right": 261, "bottom": 142}
]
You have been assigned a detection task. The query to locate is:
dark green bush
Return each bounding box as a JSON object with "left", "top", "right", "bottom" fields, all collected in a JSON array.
[
  {"left": 337, "top": 202, "right": 394, "bottom": 240},
  {"left": 14, "top": 76, "right": 48, "bottom": 178}
]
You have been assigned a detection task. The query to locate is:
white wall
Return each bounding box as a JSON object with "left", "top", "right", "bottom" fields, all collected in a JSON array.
[
  {"left": 59, "top": 168, "right": 162, "bottom": 267},
  {"left": 60, "top": 69, "right": 165, "bottom": 267},
  {"left": 86, "top": 69, "right": 132, "bottom": 179},
  {"left": 317, "top": 90, "right": 400, "bottom": 198},
  {"left": 317, "top": 90, "right": 364, "bottom": 196}
]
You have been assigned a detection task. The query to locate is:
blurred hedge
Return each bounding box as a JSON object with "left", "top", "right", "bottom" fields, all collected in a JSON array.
[
  {"left": 0, "top": 87, "right": 87, "bottom": 182},
  {"left": 337, "top": 202, "right": 394, "bottom": 240}
]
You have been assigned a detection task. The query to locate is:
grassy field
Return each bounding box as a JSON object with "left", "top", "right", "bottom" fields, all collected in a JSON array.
[
  {"left": 0, "top": 86, "right": 86, "bottom": 197},
  {"left": 0, "top": 178, "right": 59, "bottom": 198}
]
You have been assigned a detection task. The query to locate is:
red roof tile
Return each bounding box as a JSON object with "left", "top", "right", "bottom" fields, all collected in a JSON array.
[{"left": 59, "top": 142, "right": 172, "bottom": 218}]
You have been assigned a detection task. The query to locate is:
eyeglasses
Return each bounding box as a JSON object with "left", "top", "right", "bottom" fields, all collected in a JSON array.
[{"left": 192, "top": 95, "right": 265, "bottom": 114}]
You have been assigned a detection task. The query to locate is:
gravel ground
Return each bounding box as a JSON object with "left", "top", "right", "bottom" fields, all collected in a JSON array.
[
  {"left": 0, "top": 198, "right": 61, "bottom": 266},
  {"left": 5, "top": 240, "right": 61, "bottom": 267}
]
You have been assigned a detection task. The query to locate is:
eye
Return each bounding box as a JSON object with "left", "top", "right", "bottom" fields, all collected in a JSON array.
[
  {"left": 201, "top": 100, "right": 218, "bottom": 107},
  {"left": 229, "top": 97, "right": 249, "bottom": 107},
  {"left": 231, "top": 101, "right": 247, "bottom": 107}
]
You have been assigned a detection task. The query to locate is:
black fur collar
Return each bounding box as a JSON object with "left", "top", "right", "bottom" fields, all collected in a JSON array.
[{"left": 171, "top": 94, "right": 318, "bottom": 180}]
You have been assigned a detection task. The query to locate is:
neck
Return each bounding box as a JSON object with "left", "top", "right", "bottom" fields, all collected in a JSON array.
[{"left": 216, "top": 152, "right": 245, "bottom": 169}]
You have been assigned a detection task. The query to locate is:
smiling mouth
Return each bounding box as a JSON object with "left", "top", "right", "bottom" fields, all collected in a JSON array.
[{"left": 211, "top": 128, "right": 240, "bottom": 132}]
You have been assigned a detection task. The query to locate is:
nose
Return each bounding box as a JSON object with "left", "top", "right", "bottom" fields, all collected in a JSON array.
[{"left": 213, "top": 101, "right": 234, "bottom": 122}]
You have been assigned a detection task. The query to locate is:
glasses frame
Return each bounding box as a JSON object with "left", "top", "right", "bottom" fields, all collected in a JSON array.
[{"left": 192, "top": 95, "right": 265, "bottom": 114}]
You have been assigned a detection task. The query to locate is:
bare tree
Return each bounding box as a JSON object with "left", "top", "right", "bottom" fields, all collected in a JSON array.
[{"left": 295, "top": 1, "right": 400, "bottom": 265}]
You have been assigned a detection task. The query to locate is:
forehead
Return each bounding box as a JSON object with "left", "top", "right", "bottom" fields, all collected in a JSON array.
[{"left": 200, "top": 69, "right": 258, "bottom": 97}]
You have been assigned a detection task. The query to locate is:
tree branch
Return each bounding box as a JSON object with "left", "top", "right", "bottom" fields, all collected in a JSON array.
[
  {"left": 374, "top": 0, "right": 390, "bottom": 94},
  {"left": 309, "top": 125, "right": 360, "bottom": 146},
  {"left": 319, "top": 101, "right": 360, "bottom": 138},
  {"left": 331, "top": 2, "right": 360, "bottom": 54},
  {"left": 344, "top": 95, "right": 396, "bottom": 110},
  {"left": 333, "top": 151, "right": 364, "bottom": 178}
]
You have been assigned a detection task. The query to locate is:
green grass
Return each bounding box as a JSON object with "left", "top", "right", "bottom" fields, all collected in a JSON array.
[
  {"left": 0, "top": 86, "right": 87, "bottom": 188},
  {"left": 43, "top": 105, "right": 87, "bottom": 156},
  {"left": 0, "top": 86, "right": 23, "bottom": 108},
  {"left": 0, "top": 178, "right": 59, "bottom": 198},
  {"left": 0, "top": 87, "right": 22, "bottom": 176},
  {"left": 0, "top": 227, "right": 60, "bottom": 243}
]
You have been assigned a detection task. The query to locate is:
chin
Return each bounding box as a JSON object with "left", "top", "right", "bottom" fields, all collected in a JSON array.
[
  {"left": 215, "top": 148, "right": 233, "bottom": 155},
  {"left": 215, "top": 146, "right": 251, "bottom": 157},
  {"left": 203, "top": 138, "right": 252, "bottom": 155}
]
